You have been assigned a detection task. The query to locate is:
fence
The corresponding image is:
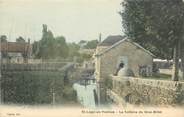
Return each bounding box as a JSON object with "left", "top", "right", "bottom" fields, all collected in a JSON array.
[{"left": 1, "top": 62, "right": 67, "bottom": 71}]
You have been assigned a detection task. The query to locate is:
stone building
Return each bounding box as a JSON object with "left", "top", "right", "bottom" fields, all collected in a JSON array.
[{"left": 94, "top": 35, "right": 154, "bottom": 81}]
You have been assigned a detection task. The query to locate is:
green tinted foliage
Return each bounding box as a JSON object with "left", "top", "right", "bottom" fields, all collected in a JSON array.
[
  {"left": 55, "top": 36, "right": 69, "bottom": 58},
  {"left": 0, "top": 35, "right": 7, "bottom": 42},
  {"left": 33, "top": 25, "right": 69, "bottom": 59},
  {"left": 121, "top": 0, "right": 184, "bottom": 59},
  {"left": 16, "top": 36, "right": 26, "bottom": 43},
  {"left": 68, "top": 42, "right": 80, "bottom": 58},
  {"left": 1, "top": 71, "right": 76, "bottom": 104},
  {"left": 84, "top": 40, "right": 98, "bottom": 49}
]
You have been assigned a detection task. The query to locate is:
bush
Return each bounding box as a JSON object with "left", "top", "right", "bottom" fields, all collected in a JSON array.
[{"left": 1, "top": 71, "right": 76, "bottom": 105}]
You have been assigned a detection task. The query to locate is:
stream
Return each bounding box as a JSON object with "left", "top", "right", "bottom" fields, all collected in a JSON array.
[{"left": 73, "top": 80, "right": 98, "bottom": 108}]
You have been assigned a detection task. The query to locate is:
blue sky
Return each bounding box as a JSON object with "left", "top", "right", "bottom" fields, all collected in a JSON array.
[{"left": 0, "top": 0, "right": 123, "bottom": 43}]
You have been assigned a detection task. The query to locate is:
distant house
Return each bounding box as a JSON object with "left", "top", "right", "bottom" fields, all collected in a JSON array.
[
  {"left": 0, "top": 40, "right": 32, "bottom": 63},
  {"left": 94, "top": 35, "right": 154, "bottom": 81}
]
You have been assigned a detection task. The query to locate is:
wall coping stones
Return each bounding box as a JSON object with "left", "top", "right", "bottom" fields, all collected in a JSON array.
[{"left": 111, "top": 75, "right": 184, "bottom": 91}]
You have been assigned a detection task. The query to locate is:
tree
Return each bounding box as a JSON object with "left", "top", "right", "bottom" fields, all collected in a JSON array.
[
  {"left": 16, "top": 36, "right": 25, "bottom": 43},
  {"left": 67, "top": 42, "right": 80, "bottom": 58},
  {"left": 55, "top": 36, "right": 69, "bottom": 58},
  {"left": 37, "top": 24, "right": 55, "bottom": 59},
  {"left": 78, "top": 40, "right": 87, "bottom": 48},
  {"left": 32, "top": 41, "right": 40, "bottom": 57},
  {"left": 34, "top": 24, "right": 69, "bottom": 59},
  {"left": 79, "top": 40, "right": 87, "bottom": 44},
  {"left": 0, "top": 35, "right": 7, "bottom": 42},
  {"left": 84, "top": 40, "right": 98, "bottom": 49},
  {"left": 121, "top": 0, "right": 184, "bottom": 81}
]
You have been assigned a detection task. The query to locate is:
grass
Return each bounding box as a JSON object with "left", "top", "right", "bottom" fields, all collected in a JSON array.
[{"left": 143, "top": 73, "right": 172, "bottom": 80}]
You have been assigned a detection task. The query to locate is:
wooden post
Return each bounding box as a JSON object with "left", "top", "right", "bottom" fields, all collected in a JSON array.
[{"left": 52, "top": 92, "right": 55, "bottom": 105}]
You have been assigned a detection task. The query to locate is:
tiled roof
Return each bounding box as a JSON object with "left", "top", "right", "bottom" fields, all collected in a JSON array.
[
  {"left": 98, "top": 35, "right": 125, "bottom": 46},
  {"left": 0, "top": 42, "right": 31, "bottom": 53},
  {"left": 95, "top": 38, "right": 155, "bottom": 57}
]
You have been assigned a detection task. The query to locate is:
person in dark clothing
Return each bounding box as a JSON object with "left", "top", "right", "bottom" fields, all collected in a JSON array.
[{"left": 114, "top": 62, "right": 124, "bottom": 76}]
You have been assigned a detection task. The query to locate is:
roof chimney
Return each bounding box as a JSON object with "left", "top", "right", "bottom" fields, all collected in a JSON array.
[{"left": 99, "top": 33, "right": 102, "bottom": 43}]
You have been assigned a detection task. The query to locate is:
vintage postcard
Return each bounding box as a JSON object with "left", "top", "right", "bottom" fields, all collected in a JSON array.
[{"left": 0, "top": 0, "right": 184, "bottom": 117}]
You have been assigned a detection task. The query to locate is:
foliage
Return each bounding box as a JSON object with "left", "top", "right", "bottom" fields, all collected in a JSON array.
[
  {"left": 38, "top": 26, "right": 55, "bottom": 59},
  {"left": 76, "top": 53, "right": 92, "bottom": 63},
  {"left": 33, "top": 24, "right": 69, "bottom": 59},
  {"left": 33, "top": 24, "right": 96, "bottom": 62},
  {"left": 78, "top": 39, "right": 98, "bottom": 49},
  {"left": 104, "top": 77, "right": 113, "bottom": 90},
  {"left": 0, "top": 35, "right": 7, "bottom": 42},
  {"left": 32, "top": 41, "right": 39, "bottom": 57},
  {"left": 62, "top": 85, "right": 77, "bottom": 101},
  {"left": 67, "top": 42, "right": 80, "bottom": 58},
  {"left": 120, "top": 0, "right": 184, "bottom": 59},
  {"left": 54, "top": 36, "right": 69, "bottom": 58},
  {"left": 33, "top": 24, "right": 98, "bottom": 62},
  {"left": 16, "top": 36, "right": 26, "bottom": 43},
  {"left": 78, "top": 40, "right": 87, "bottom": 46},
  {"left": 1, "top": 71, "right": 76, "bottom": 104},
  {"left": 83, "top": 40, "right": 98, "bottom": 49}
]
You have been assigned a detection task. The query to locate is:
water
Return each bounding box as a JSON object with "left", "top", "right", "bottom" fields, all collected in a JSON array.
[{"left": 73, "top": 82, "right": 98, "bottom": 108}]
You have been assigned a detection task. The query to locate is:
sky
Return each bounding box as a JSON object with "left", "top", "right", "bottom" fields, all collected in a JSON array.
[{"left": 0, "top": 0, "right": 123, "bottom": 43}]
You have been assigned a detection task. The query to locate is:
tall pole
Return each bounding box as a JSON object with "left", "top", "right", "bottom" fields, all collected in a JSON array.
[
  {"left": 52, "top": 92, "right": 55, "bottom": 105},
  {"left": 0, "top": 41, "right": 1, "bottom": 104},
  {"left": 181, "top": 2, "right": 184, "bottom": 80},
  {"left": 52, "top": 74, "right": 56, "bottom": 105},
  {"left": 99, "top": 33, "right": 102, "bottom": 43},
  {"left": 172, "top": 1, "right": 184, "bottom": 81}
]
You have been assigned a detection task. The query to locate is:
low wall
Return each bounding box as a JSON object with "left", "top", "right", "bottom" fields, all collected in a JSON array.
[
  {"left": 110, "top": 76, "right": 184, "bottom": 106},
  {"left": 0, "top": 63, "right": 67, "bottom": 71}
]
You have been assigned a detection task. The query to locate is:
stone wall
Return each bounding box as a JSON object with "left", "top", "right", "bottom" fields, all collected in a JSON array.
[
  {"left": 95, "top": 46, "right": 108, "bottom": 80},
  {"left": 96, "top": 41, "right": 153, "bottom": 81},
  {"left": 110, "top": 76, "right": 184, "bottom": 106}
]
